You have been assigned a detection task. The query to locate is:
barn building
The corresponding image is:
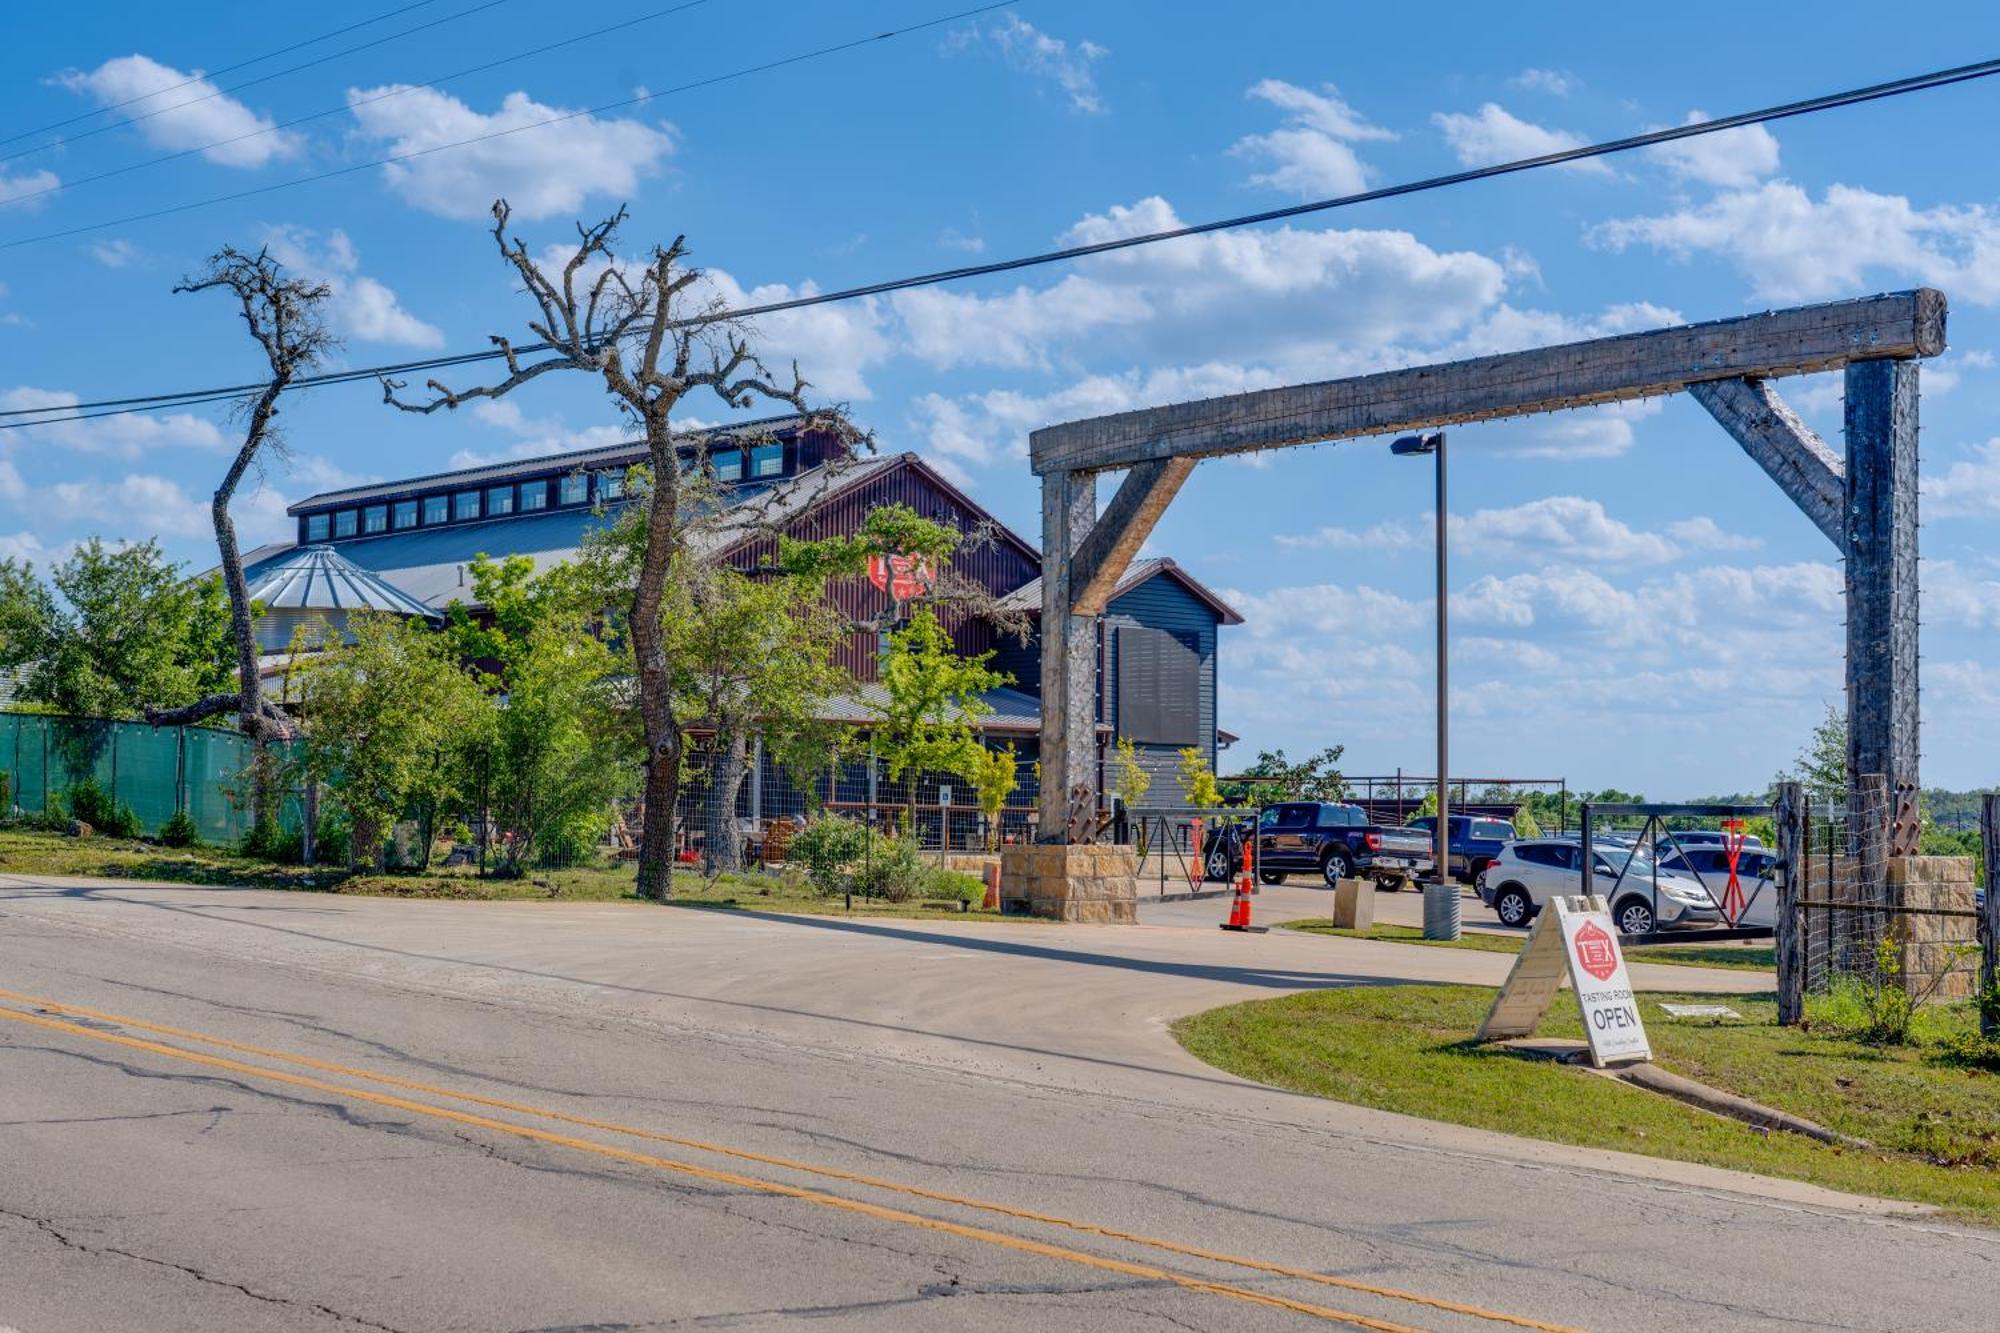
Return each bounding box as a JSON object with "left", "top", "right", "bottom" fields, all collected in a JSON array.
[{"left": 241, "top": 417, "right": 1238, "bottom": 841}]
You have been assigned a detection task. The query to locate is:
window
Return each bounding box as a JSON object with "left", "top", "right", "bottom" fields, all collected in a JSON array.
[
  {"left": 559, "top": 472, "right": 588, "bottom": 505},
  {"left": 711, "top": 449, "right": 743, "bottom": 481},
  {"left": 750, "top": 442, "right": 783, "bottom": 478},
  {"left": 1315, "top": 805, "right": 1357, "bottom": 830},
  {"left": 454, "top": 490, "right": 480, "bottom": 521},
  {"left": 1472, "top": 818, "right": 1515, "bottom": 841},
  {"left": 519, "top": 481, "right": 548, "bottom": 512},
  {"left": 306, "top": 513, "right": 329, "bottom": 542},
  {"left": 1518, "top": 844, "right": 1573, "bottom": 869},
  {"left": 597, "top": 470, "right": 624, "bottom": 501},
  {"left": 1272, "top": 805, "right": 1313, "bottom": 829},
  {"left": 363, "top": 505, "right": 388, "bottom": 535},
  {"left": 424, "top": 494, "right": 449, "bottom": 525},
  {"left": 486, "top": 485, "right": 514, "bottom": 517},
  {"left": 393, "top": 499, "right": 418, "bottom": 530},
  {"left": 333, "top": 510, "right": 357, "bottom": 538}
]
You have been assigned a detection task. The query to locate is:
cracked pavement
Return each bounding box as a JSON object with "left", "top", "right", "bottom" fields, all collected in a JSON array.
[{"left": 0, "top": 877, "right": 1993, "bottom": 1330}]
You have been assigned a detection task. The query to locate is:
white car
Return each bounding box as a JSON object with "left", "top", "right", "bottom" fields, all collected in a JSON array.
[
  {"left": 1474, "top": 838, "right": 1723, "bottom": 936},
  {"left": 1656, "top": 845, "right": 1779, "bottom": 928}
]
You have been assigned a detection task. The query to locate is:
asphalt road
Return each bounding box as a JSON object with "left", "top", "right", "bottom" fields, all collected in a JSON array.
[{"left": 0, "top": 874, "right": 1990, "bottom": 1332}]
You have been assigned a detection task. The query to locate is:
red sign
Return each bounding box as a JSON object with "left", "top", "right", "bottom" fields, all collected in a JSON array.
[
  {"left": 867, "top": 552, "right": 935, "bottom": 601},
  {"left": 1572, "top": 920, "right": 1620, "bottom": 982}
]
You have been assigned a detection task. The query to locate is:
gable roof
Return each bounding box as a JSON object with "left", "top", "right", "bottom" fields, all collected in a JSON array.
[{"left": 993, "top": 557, "right": 1245, "bottom": 625}]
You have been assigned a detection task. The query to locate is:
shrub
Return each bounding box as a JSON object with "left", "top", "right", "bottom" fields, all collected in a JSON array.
[
  {"left": 158, "top": 809, "right": 201, "bottom": 848},
  {"left": 1932, "top": 1032, "right": 2000, "bottom": 1074},
  {"left": 0, "top": 770, "right": 11, "bottom": 813},
  {"left": 852, "top": 832, "right": 926, "bottom": 902},
  {"left": 790, "top": 815, "right": 870, "bottom": 896},
  {"left": 65, "top": 777, "right": 140, "bottom": 838},
  {"left": 930, "top": 868, "right": 987, "bottom": 908}
]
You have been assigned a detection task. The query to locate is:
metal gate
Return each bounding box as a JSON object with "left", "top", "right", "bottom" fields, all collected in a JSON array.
[{"left": 1581, "top": 801, "right": 1778, "bottom": 944}]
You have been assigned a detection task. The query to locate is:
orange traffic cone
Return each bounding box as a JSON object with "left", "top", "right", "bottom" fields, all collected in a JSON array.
[{"left": 1220, "top": 835, "right": 1269, "bottom": 933}]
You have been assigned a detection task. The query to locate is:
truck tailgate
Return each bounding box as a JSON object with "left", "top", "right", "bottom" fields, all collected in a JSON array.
[{"left": 1376, "top": 828, "right": 1433, "bottom": 858}]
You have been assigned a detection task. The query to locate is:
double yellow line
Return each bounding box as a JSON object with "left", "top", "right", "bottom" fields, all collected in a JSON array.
[{"left": 0, "top": 986, "right": 1577, "bottom": 1332}]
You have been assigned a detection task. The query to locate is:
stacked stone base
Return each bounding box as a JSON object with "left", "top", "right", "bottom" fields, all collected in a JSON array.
[
  {"left": 999, "top": 844, "right": 1139, "bottom": 923},
  {"left": 1888, "top": 856, "right": 1979, "bottom": 1002}
]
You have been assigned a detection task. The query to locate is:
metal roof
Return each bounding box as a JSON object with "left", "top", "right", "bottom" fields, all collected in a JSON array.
[
  {"left": 245, "top": 545, "right": 441, "bottom": 620},
  {"left": 993, "top": 557, "right": 1245, "bottom": 625},
  {"left": 287, "top": 414, "right": 809, "bottom": 513}
]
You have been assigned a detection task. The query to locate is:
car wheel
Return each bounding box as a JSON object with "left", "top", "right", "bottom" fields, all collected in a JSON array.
[
  {"left": 1374, "top": 874, "right": 1402, "bottom": 892},
  {"left": 1257, "top": 870, "right": 1287, "bottom": 885},
  {"left": 1321, "top": 849, "right": 1355, "bottom": 887},
  {"left": 1467, "top": 857, "right": 1492, "bottom": 883},
  {"left": 1614, "top": 896, "right": 1656, "bottom": 937},
  {"left": 1493, "top": 884, "right": 1533, "bottom": 928},
  {"left": 1205, "top": 845, "right": 1235, "bottom": 882}
]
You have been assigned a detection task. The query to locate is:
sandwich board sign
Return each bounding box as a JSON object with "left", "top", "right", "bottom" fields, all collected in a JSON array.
[{"left": 1477, "top": 895, "right": 1651, "bottom": 1067}]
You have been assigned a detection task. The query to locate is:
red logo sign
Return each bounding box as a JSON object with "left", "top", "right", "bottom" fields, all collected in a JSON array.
[
  {"left": 1573, "top": 920, "right": 1621, "bottom": 982},
  {"left": 867, "top": 552, "right": 935, "bottom": 601}
]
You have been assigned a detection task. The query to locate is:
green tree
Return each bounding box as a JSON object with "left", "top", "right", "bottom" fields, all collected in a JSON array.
[
  {"left": 1111, "top": 737, "right": 1154, "bottom": 855},
  {"left": 1176, "top": 747, "right": 1226, "bottom": 810},
  {"left": 1771, "top": 704, "right": 1847, "bottom": 808},
  {"left": 291, "top": 614, "right": 489, "bottom": 868},
  {"left": 13, "top": 540, "right": 233, "bottom": 719},
  {"left": 869, "top": 607, "right": 1009, "bottom": 832},
  {"left": 1220, "top": 745, "right": 1346, "bottom": 804},
  {"left": 963, "top": 741, "right": 1020, "bottom": 851}
]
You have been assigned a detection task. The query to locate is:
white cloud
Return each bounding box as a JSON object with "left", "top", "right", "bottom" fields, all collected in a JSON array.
[
  {"left": 1450, "top": 496, "right": 1758, "bottom": 564},
  {"left": 48, "top": 474, "right": 211, "bottom": 537},
  {"left": 1925, "top": 558, "right": 2000, "bottom": 628},
  {"left": 0, "top": 457, "right": 25, "bottom": 502},
  {"left": 0, "top": 530, "right": 53, "bottom": 564},
  {"left": 695, "top": 270, "right": 893, "bottom": 402},
  {"left": 1593, "top": 181, "right": 2000, "bottom": 304},
  {"left": 262, "top": 226, "right": 444, "bottom": 348},
  {"left": 0, "top": 168, "right": 60, "bottom": 209},
  {"left": 1508, "top": 398, "right": 1665, "bottom": 460},
  {"left": 953, "top": 15, "right": 1107, "bottom": 113},
  {"left": 938, "top": 228, "right": 985, "bottom": 254},
  {"left": 1275, "top": 518, "right": 1418, "bottom": 552},
  {"left": 1233, "top": 79, "right": 1395, "bottom": 199},
  {"left": 88, "top": 238, "right": 139, "bottom": 268},
  {"left": 1433, "top": 103, "right": 1612, "bottom": 176},
  {"left": 0, "top": 388, "right": 224, "bottom": 457},
  {"left": 1508, "top": 69, "right": 1577, "bottom": 96},
  {"left": 452, "top": 400, "right": 631, "bottom": 468},
  {"left": 58, "top": 55, "right": 298, "bottom": 167},
  {"left": 347, "top": 85, "right": 675, "bottom": 221},
  {"left": 1646, "top": 111, "right": 1779, "bottom": 189},
  {"left": 1926, "top": 438, "right": 2000, "bottom": 519}
]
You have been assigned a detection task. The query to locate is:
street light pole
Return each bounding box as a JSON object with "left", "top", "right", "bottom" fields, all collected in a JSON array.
[{"left": 1393, "top": 431, "right": 1456, "bottom": 940}]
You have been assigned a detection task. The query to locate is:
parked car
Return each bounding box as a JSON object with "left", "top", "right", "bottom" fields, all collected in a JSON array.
[
  {"left": 1474, "top": 838, "right": 1721, "bottom": 935},
  {"left": 1656, "top": 844, "right": 1779, "bottom": 926},
  {"left": 1654, "top": 829, "right": 1765, "bottom": 850},
  {"left": 1202, "top": 802, "right": 1434, "bottom": 889},
  {"left": 1405, "top": 813, "right": 1516, "bottom": 883}
]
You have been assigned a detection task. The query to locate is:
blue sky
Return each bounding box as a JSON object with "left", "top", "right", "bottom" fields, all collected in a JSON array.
[{"left": 2, "top": 1, "right": 1996, "bottom": 796}]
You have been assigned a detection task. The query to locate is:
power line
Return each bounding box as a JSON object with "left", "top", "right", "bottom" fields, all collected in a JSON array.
[
  {"left": 0, "top": 0, "right": 450, "bottom": 148},
  {"left": 0, "top": 0, "right": 717, "bottom": 211},
  {"left": 1, "top": 0, "right": 517, "bottom": 168},
  {"left": 0, "top": 0, "right": 1015, "bottom": 249},
  {"left": 5, "top": 48, "right": 1996, "bottom": 432}
]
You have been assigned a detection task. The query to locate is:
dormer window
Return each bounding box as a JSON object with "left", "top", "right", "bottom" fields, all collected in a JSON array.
[
  {"left": 520, "top": 481, "right": 548, "bottom": 512},
  {"left": 393, "top": 500, "right": 418, "bottom": 530},
  {"left": 486, "top": 485, "right": 514, "bottom": 517},
  {"left": 453, "top": 490, "right": 480, "bottom": 521},
  {"left": 559, "top": 473, "right": 587, "bottom": 505},
  {"left": 333, "top": 510, "right": 357, "bottom": 539},
  {"left": 597, "top": 470, "right": 624, "bottom": 502},
  {"left": 363, "top": 505, "right": 388, "bottom": 534},
  {"left": 712, "top": 449, "right": 743, "bottom": 482},
  {"left": 306, "top": 513, "right": 330, "bottom": 542},
  {"left": 424, "top": 494, "right": 448, "bottom": 525},
  {"left": 750, "top": 442, "right": 783, "bottom": 478}
]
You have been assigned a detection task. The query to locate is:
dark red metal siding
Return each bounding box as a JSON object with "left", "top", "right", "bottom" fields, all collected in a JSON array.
[{"left": 722, "top": 460, "right": 1037, "bottom": 684}]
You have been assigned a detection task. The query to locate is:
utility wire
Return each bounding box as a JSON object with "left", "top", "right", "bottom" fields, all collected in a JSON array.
[
  {"left": 5, "top": 48, "right": 1996, "bottom": 432},
  {"left": 0, "top": 0, "right": 716, "bottom": 211},
  {"left": 2, "top": 0, "right": 516, "bottom": 167},
  {"left": 0, "top": 0, "right": 449, "bottom": 148},
  {"left": 0, "top": 0, "right": 1015, "bottom": 250}
]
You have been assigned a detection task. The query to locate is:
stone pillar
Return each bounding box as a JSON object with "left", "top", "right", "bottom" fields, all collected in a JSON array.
[
  {"left": 1887, "top": 856, "right": 1979, "bottom": 1003},
  {"left": 999, "top": 843, "right": 1138, "bottom": 923}
]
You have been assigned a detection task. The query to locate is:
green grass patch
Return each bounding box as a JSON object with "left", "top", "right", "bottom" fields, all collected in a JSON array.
[
  {"left": 1280, "top": 919, "right": 1775, "bottom": 972},
  {"left": 0, "top": 827, "right": 1008, "bottom": 920},
  {"left": 1174, "top": 985, "right": 2000, "bottom": 1225}
]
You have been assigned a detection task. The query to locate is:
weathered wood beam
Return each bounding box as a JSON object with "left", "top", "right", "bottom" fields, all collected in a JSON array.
[
  {"left": 1687, "top": 377, "right": 1845, "bottom": 549},
  {"left": 1774, "top": 782, "right": 1806, "bottom": 1025},
  {"left": 1844, "top": 359, "right": 1921, "bottom": 799},
  {"left": 1069, "top": 458, "right": 1196, "bottom": 616},
  {"left": 1031, "top": 289, "right": 1946, "bottom": 475},
  {"left": 1981, "top": 795, "right": 1998, "bottom": 1038},
  {"left": 1038, "top": 470, "right": 1099, "bottom": 844}
]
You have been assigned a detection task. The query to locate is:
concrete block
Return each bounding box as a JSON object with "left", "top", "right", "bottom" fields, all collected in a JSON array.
[{"left": 1331, "top": 877, "right": 1374, "bottom": 930}]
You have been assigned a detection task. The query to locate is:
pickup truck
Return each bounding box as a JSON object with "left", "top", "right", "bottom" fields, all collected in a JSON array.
[
  {"left": 1405, "top": 813, "right": 1517, "bottom": 883},
  {"left": 1201, "top": 801, "right": 1434, "bottom": 889}
]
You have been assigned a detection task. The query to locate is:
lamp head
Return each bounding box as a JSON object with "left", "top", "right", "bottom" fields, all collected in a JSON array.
[{"left": 1390, "top": 431, "right": 1444, "bottom": 457}]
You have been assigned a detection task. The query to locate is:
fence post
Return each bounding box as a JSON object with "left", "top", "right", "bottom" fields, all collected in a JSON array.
[
  {"left": 1981, "top": 793, "right": 1998, "bottom": 1038},
  {"left": 1775, "top": 782, "right": 1806, "bottom": 1025}
]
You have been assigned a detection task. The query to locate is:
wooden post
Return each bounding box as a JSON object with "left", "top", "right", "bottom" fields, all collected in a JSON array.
[
  {"left": 1038, "top": 469, "right": 1097, "bottom": 844},
  {"left": 1981, "top": 794, "right": 1999, "bottom": 1037},
  {"left": 1844, "top": 359, "right": 1921, "bottom": 801},
  {"left": 1775, "top": 782, "right": 1806, "bottom": 1024}
]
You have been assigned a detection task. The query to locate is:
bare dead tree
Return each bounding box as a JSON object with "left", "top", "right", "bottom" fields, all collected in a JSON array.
[
  {"left": 147, "top": 248, "right": 335, "bottom": 833},
  {"left": 384, "top": 200, "right": 858, "bottom": 900}
]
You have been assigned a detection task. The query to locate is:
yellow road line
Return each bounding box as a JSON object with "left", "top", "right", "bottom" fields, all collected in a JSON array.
[
  {"left": 0, "top": 1002, "right": 1421, "bottom": 1331},
  {"left": 0, "top": 987, "right": 1579, "bottom": 1332}
]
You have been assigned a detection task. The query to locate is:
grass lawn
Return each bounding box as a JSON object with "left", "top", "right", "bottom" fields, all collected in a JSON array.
[
  {"left": 1281, "top": 919, "right": 1777, "bottom": 973},
  {"left": 0, "top": 827, "right": 1007, "bottom": 920},
  {"left": 1175, "top": 985, "right": 2000, "bottom": 1225}
]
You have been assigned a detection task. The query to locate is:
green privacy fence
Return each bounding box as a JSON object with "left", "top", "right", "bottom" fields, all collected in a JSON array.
[{"left": 0, "top": 712, "right": 291, "bottom": 846}]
